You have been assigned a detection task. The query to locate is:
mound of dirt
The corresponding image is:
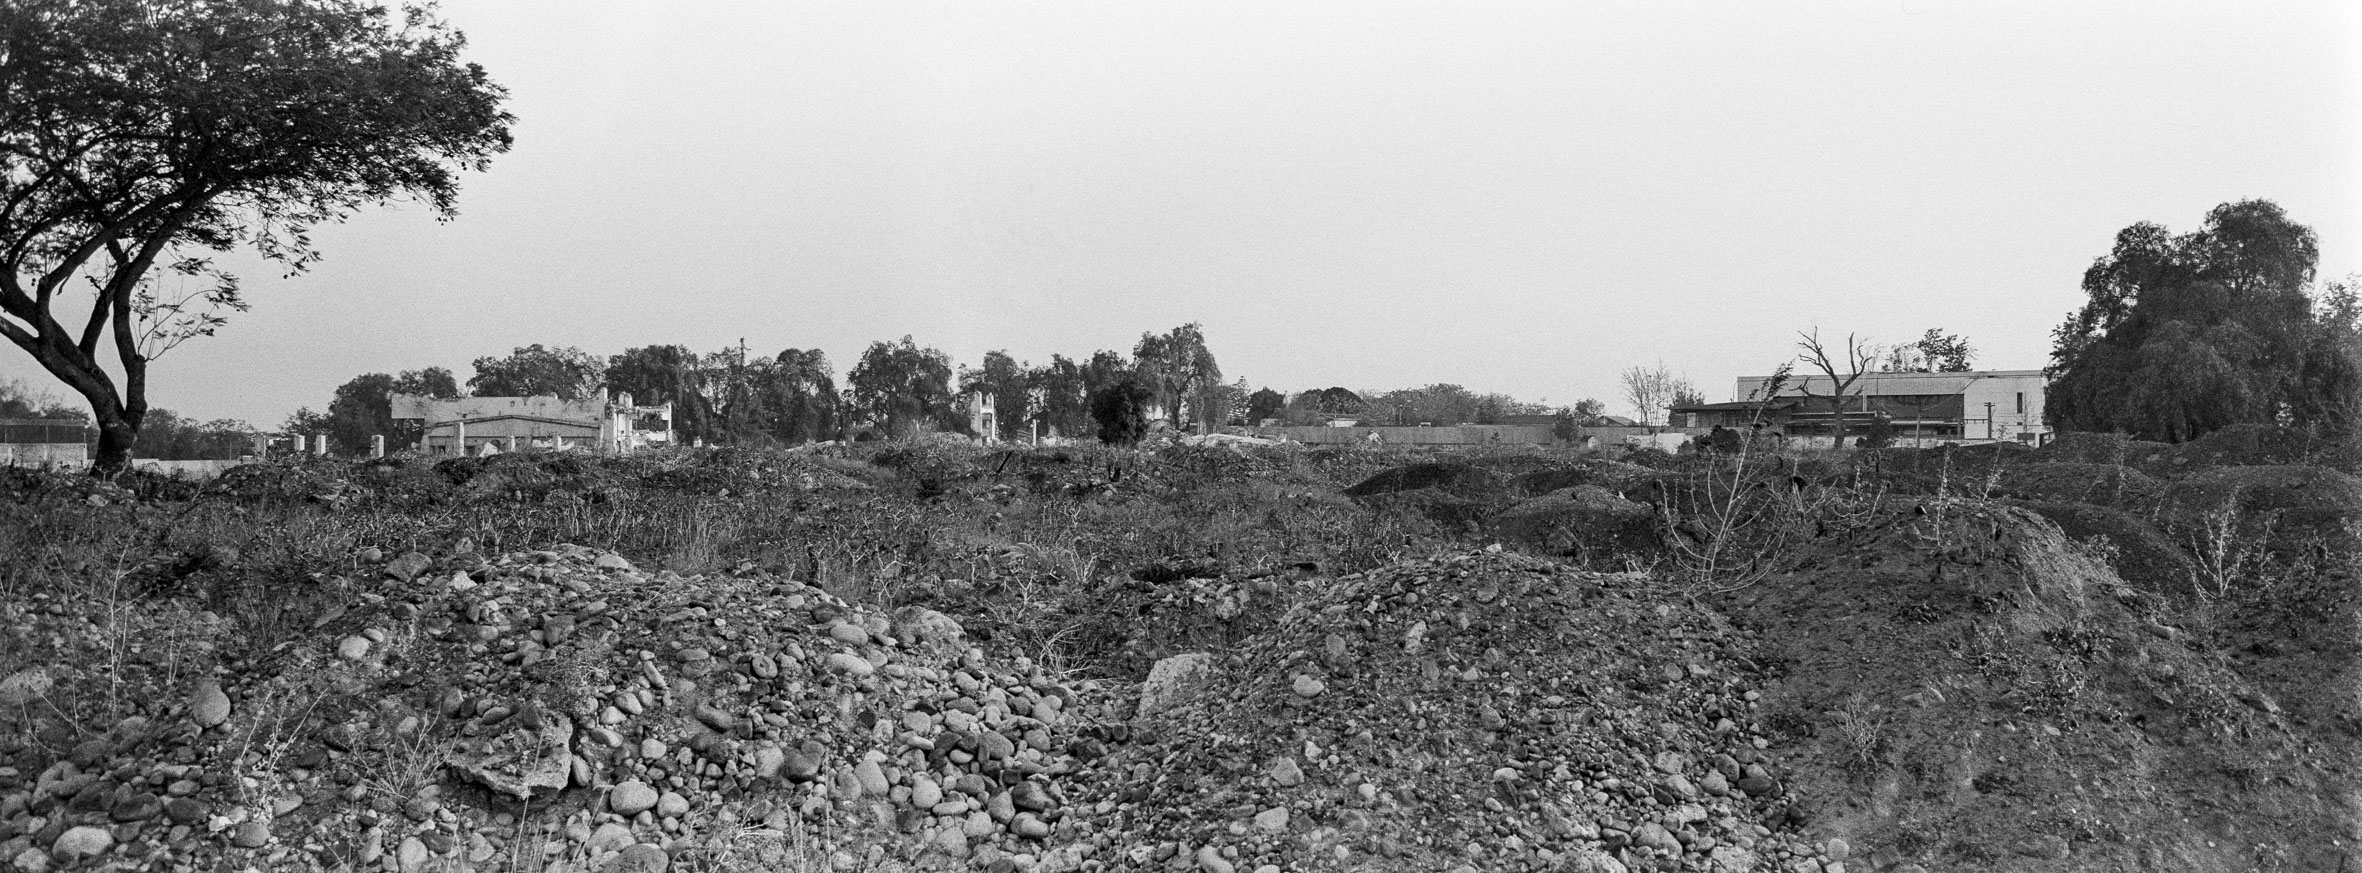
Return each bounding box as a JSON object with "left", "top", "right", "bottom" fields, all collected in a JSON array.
[
  {"left": 1511, "top": 459, "right": 1657, "bottom": 498},
  {"left": 1992, "top": 463, "right": 2164, "bottom": 511},
  {"left": 2032, "top": 432, "right": 2175, "bottom": 473},
  {"left": 1717, "top": 501, "right": 2348, "bottom": 872},
  {"left": 1855, "top": 444, "right": 2038, "bottom": 497},
  {"left": 2167, "top": 423, "right": 2331, "bottom": 469},
  {"left": 2011, "top": 500, "right": 2195, "bottom": 596},
  {"left": 1343, "top": 463, "right": 1504, "bottom": 499},
  {"left": 2160, "top": 465, "right": 2362, "bottom": 531},
  {"left": 0, "top": 545, "right": 1110, "bottom": 873},
  {"left": 1494, "top": 485, "right": 1664, "bottom": 564},
  {"left": 1079, "top": 548, "right": 1835, "bottom": 872}
]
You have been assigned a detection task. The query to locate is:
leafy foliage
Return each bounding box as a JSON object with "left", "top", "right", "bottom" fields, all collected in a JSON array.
[
  {"left": 605, "top": 345, "right": 715, "bottom": 443},
  {"left": 1880, "top": 329, "right": 1976, "bottom": 373},
  {"left": 0, "top": 377, "right": 84, "bottom": 420},
  {"left": 1088, "top": 378, "right": 1153, "bottom": 445},
  {"left": 1245, "top": 388, "right": 1286, "bottom": 425},
  {"left": 1133, "top": 323, "right": 1223, "bottom": 430},
  {"left": 468, "top": 344, "right": 603, "bottom": 401},
  {"left": 134, "top": 409, "right": 252, "bottom": 460},
  {"left": 756, "top": 348, "right": 840, "bottom": 445},
  {"left": 846, "top": 336, "right": 955, "bottom": 438},
  {"left": 0, "top": 0, "right": 510, "bottom": 471},
  {"left": 2047, "top": 200, "right": 2351, "bottom": 441},
  {"left": 319, "top": 368, "right": 458, "bottom": 454},
  {"left": 958, "top": 350, "right": 1032, "bottom": 441}
]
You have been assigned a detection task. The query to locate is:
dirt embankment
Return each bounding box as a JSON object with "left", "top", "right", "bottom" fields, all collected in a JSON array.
[{"left": 1717, "top": 501, "right": 2357, "bottom": 873}]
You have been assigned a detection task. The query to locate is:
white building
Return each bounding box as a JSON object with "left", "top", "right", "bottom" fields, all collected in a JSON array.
[{"left": 1718, "top": 369, "right": 2049, "bottom": 443}]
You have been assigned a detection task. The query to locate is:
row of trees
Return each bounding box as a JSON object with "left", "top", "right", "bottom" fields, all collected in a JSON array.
[
  {"left": 288, "top": 324, "right": 1232, "bottom": 452},
  {"left": 1247, "top": 384, "right": 1594, "bottom": 428}
]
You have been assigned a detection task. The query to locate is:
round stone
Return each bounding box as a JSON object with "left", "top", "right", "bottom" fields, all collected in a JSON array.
[
  {"left": 586, "top": 823, "right": 635, "bottom": 853},
  {"left": 51, "top": 826, "right": 113, "bottom": 861},
  {"left": 608, "top": 843, "right": 670, "bottom": 872},
  {"left": 1013, "top": 814, "right": 1050, "bottom": 839},
  {"left": 609, "top": 781, "right": 659, "bottom": 816},
  {"left": 188, "top": 680, "right": 230, "bottom": 728},
  {"left": 656, "top": 791, "right": 689, "bottom": 818},
  {"left": 910, "top": 775, "right": 943, "bottom": 809},
  {"left": 1290, "top": 675, "right": 1325, "bottom": 698},
  {"left": 108, "top": 792, "right": 161, "bottom": 822},
  {"left": 338, "top": 635, "right": 372, "bottom": 661},
  {"left": 231, "top": 820, "right": 270, "bottom": 848},
  {"left": 852, "top": 761, "right": 889, "bottom": 797},
  {"left": 824, "top": 653, "right": 874, "bottom": 677},
  {"left": 1195, "top": 845, "right": 1235, "bottom": 873}
]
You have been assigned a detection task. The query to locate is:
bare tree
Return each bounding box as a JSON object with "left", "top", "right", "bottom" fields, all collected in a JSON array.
[
  {"left": 1795, "top": 329, "right": 1876, "bottom": 443},
  {"left": 1619, "top": 362, "right": 1693, "bottom": 426}
]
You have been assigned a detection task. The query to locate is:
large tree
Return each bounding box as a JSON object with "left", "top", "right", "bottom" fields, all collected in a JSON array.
[
  {"left": 1029, "top": 354, "right": 1091, "bottom": 439},
  {"left": 2047, "top": 200, "right": 2351, "bottom": 441},
  {"left": 606, "top": 345, "right": 715, "bottom": 443},
  {"left": 470, "top": 344, "right": 603, "bottom": 400},
  {"left": 846, "top": 336, "right": 955, "bottom": 438},
  {"left": 958, "top": 350, "right": 1032, "bottom": 441},
  {"left": 320, "top": 366, "right": 457, "bottom": 454},
  {"left": 758, "top": 348, "right": 839, "bottom": 444},
  {"left": 1794, "top": 329, "right": 1875, "bottom": 443},
  {"left": 1244, "top": 387, "right": 1285, "bottom": 425},
  {"left": 0, "top": 0, "right": 510, "bottom": 473},
  {"left": 1617, "top": 364, "right": 1694, "bottom": 426},
  {"left": 1133, "top": 323, "right": 1222, "bottom": 430}
]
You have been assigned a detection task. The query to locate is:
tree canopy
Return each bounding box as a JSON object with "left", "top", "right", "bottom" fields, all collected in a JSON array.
[
  {"left": 470, "top": 344, "right": 602, "bottom": 400},
  {"left": 1879, "top": 329, "right": 1975, "bottom": 373},
  {"left": 1133, "top": 323, "right": 1222, "bottom": 431},
  {"left": 605, "top": 345, "right": 715, "bottom": 443},
  {"left": 1618, "top": 363, "right": 1695, "bottom": 426},
  {"left": 0, "top": 0, "right": 510, "bottom": 472},
  {"left": 2047, "top": 200, "right": 2353, "bottom": 441},
  {"left": 312, "top": 367, "right": 456, "bottom": 453},
  {"left": 846, "top": 336, "right": 955, "bottom": 438}
]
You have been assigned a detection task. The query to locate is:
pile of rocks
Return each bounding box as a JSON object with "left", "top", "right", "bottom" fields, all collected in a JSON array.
[
  {"left": 1, "top": 544, "right": 1111, "bottom": 873},
  {"left": 1075, "top": 548, "right": 1847, "bottom": 872}
]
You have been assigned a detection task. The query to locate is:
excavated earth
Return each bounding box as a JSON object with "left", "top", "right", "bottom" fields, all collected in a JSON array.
[{"left": 3, "top": 436, "right": 2360, "bottom": 873}]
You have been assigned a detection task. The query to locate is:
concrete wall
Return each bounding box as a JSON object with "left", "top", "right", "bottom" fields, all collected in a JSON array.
[
  {"left": 0, "top": 443, "right": 88, "bottom": 467},
  {"left": 1958, "top": 374, "right": 2045, "bottom": 441}
]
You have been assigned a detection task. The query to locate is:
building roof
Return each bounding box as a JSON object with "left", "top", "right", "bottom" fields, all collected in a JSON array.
[
  {"left": 1736, "top": 369, "right": 2043, "bottom": 398},
  {"left": 1669, "top": 399, "right": 1801, "bottom": 413}
]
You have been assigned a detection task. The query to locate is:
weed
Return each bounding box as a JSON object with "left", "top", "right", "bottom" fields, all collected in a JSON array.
[{"left": 1833, "top": 691, "right": 1891, "bottom": 776}]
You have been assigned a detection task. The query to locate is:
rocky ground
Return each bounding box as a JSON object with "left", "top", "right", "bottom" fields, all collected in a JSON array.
[{"left": 1, "top": 431, "right": 2357, "bottom": 871}]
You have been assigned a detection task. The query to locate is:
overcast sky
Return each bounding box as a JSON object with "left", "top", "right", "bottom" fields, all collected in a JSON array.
[{"left": 8, "top": 0, "right": 2358, "bottom": 425}]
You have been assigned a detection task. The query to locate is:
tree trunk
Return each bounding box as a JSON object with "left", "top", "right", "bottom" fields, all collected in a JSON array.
[{"left": 91, "top": 414, "right": 138, "bottom": 477}]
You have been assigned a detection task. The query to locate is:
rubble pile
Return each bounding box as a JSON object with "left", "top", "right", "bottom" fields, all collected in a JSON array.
[
  {"left": 0, "top": 544, "right": 1110, "bottom": 873},
  {"left": 1077, "top": 549, "right": 1840, "bottom": 873}
]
